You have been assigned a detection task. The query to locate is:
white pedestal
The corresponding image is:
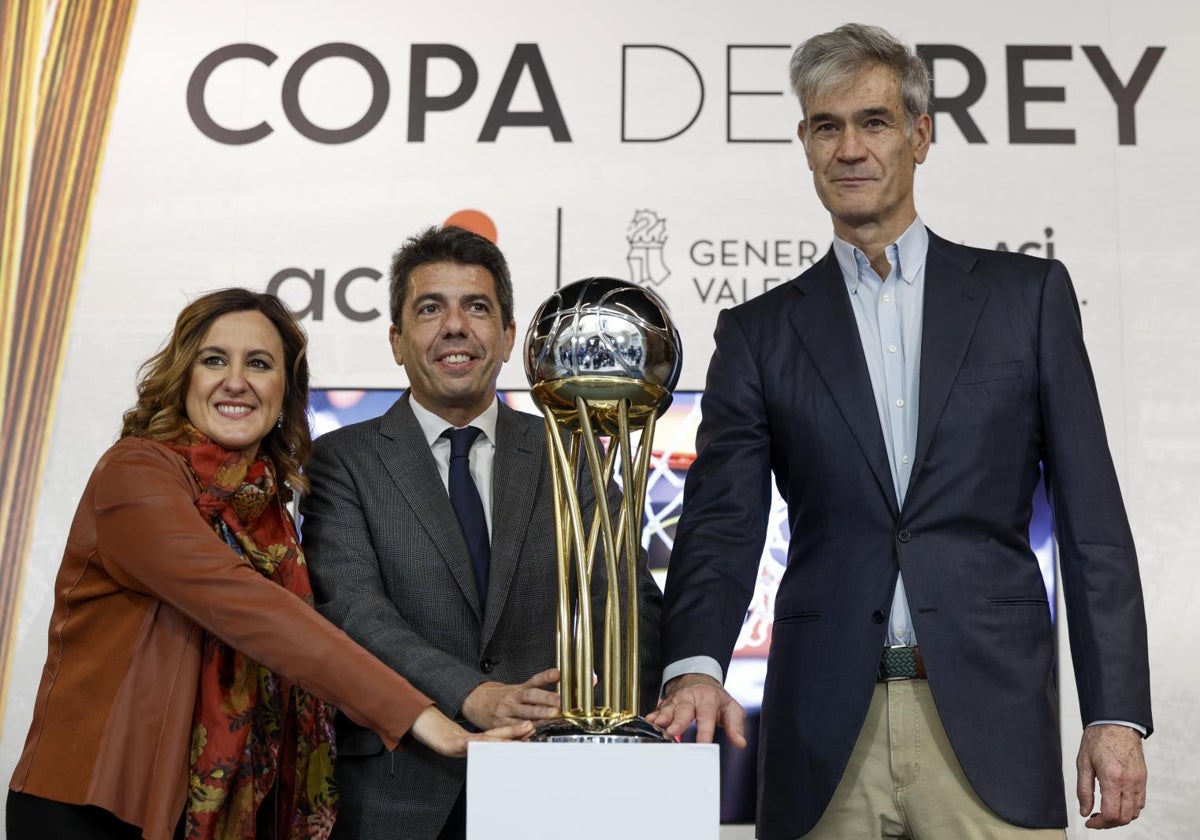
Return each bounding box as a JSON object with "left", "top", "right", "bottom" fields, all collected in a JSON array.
[{"left": 466, "top": 741, "right": 720, "bottom": 840}]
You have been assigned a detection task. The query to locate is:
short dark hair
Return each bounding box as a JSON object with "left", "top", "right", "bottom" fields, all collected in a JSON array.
[
  {"left": 121, "top": 288, "right": 312, "bottom": 493},
  {"left": 789, "top": 23, "right": 930, "bottom": 134},
  {"left": 388, "top": 226, "right": 514, "bottom": 330}
]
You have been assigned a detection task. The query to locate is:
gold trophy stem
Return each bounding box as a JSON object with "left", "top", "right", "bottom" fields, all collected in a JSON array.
[
  {"left": 539, "top": 404, "right": 593, "bottom": 717},
  {"left": 581, "top": 429, "right": 619, "bottom": 701},
  {"left": 545, "top": 424, "right": 569, "bottom": 711},
  {"left": 574, "top": 397, "right": 624, "bottom": 712},
  {"left": 621, "top": 405, "right": 656, "bottom": 712}
]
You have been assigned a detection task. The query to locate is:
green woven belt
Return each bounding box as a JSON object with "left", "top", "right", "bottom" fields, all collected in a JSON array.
[{"left": 878, "top": 646, "right": 921, "bottom": 680}]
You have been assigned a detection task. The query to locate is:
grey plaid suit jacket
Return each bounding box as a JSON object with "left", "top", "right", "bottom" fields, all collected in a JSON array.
[{"left": 300, "top": 394, "right": 662, "bottom": 839}]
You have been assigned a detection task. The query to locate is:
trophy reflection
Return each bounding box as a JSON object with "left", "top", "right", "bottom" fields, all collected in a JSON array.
[{"left": 524, "top": 277, "right": 681, "bottom": 743}]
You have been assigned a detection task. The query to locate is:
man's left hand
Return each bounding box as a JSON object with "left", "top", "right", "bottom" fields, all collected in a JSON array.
[
  {"left": 460, "top": 668, "right": 561, "bottom": 730},
  {"left": 1076, "top": 724, "right": 1147, "bottom": 828}
]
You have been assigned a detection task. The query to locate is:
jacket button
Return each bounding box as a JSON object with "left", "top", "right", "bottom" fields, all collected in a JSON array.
[
  {"left": 872, "top": 610, "right": 885, "bottom": 624},
  {"left": 480, "top": 658, "right": 494, "bottom": 673},
  {"left": 897, "top": 529, "right": 911, "bottom": 543}
]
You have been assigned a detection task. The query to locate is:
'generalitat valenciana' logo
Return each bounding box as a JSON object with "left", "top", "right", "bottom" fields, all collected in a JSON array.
[{"left": 626, "top": 209, "right": 670, "bottom": 287}]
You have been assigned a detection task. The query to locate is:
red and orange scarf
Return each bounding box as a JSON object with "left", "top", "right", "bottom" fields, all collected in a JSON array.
[{"left": 167, "top": 426, "right": 336, "bottom": 839}]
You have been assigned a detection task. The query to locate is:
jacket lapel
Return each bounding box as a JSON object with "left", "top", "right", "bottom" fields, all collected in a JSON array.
[
  {"left": 907, "top": 233, "right": 989, "bottom": 496},
  {"left": 377, "top": 395, "right": 484, "bottom": 620},
  {"left": 481, "top": 401, "right": 544, "bottom": 647},
  {"left": 787, "top": 251, "right": 898, "bottom": 516}
]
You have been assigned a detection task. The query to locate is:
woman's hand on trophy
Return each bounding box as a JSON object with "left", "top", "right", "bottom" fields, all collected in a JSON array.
[
  {"left": 461, "top": 667, "right": 562, "bottom": 730},
  {"left": 409, "top": 707, "right": 534, "bottom": 758}
]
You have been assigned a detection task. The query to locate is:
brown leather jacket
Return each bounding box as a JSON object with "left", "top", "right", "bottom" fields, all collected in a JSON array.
[{"left": 9, "top": 437, "right": 433, "bottom": 839}]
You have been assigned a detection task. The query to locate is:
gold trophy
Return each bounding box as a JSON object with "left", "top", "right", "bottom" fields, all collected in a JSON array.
[{"left": 524, "top": 277, "right": 681, "bottom": 742}]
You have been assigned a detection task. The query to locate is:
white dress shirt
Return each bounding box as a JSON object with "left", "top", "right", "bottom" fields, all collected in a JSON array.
[{"left": 409, "top": 396, "right": 499, "bottom": 535}]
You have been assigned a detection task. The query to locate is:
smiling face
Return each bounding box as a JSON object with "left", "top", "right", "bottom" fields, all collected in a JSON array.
[
  {"left": 389, "top": 260, "right": 516, "bottom": 427},
  {"left": 184, "top": 309, "right": 286, "bottom": 458},
  {"left": 798, "top": 63, "right": 931, "bottom": 245}
]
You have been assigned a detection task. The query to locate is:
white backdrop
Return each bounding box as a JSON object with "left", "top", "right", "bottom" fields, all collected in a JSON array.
[{"left": 3, "top": 2, "right": 1197, "bottom": 836}]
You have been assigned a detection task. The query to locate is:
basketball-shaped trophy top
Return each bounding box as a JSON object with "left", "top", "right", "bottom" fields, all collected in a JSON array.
[
  {"left": 524, "top": 278, "right": 681, "bottom": 426},
  {"left": 525, "top": 277, "right": 681, "bottom": 387}
]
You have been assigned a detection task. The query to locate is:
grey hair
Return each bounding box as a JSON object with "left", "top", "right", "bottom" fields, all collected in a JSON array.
[{"left": 789, "top": 23, "right": 930, "bottom": 134}]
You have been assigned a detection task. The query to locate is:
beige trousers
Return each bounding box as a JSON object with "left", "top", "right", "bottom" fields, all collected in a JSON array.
[{"left": 801, "top": 680, "right": 1065, "bottom": 840}]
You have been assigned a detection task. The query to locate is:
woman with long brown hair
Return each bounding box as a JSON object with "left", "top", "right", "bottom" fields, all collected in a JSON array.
[{"left": 7, "top": 289, "right": 529, "bottom": 840}]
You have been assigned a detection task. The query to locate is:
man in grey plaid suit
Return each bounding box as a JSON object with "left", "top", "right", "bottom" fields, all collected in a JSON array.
[{"left": 300, "top": 225, "right": 662, "bottom": 840}]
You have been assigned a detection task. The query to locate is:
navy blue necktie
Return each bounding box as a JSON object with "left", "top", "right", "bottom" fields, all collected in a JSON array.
[{"left": 443, "top": 426, "right": 490, "bottom": 606}]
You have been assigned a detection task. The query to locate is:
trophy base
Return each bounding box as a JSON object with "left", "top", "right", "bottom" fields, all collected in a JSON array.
[{"left": 531, "top": 713, "right": 672, "bottom": 744}]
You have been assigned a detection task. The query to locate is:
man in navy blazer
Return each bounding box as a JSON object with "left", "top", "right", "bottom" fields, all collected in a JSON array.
[{"left": 650, "top": 23, "right": 1151, "bottom": 840}]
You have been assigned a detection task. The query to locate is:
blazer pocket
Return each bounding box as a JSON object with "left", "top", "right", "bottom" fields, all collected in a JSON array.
[
  {"left": 986, "top": 596, "right": 1049, "bottom": 607},
  {"left": 956, "top": 360, "right": 1025, "bottom": 385},
  {"left": 774, "top": 610, "right": 822, "bottom": 625}
]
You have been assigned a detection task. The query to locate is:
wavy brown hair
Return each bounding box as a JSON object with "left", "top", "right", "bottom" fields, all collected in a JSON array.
[{"left": 120, "top": 289, "right": 312, "bottom": 493}]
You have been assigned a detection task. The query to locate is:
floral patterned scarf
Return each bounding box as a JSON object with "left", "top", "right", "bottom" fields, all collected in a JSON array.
[{"left": 166, "top": 425, "right": 337, "bottom": 839}]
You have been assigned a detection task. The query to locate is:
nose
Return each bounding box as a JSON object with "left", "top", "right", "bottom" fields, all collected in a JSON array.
[
  {"left": 441, "top": 305, "right": 468, "bottom": 336},
  {"left": 222, "top": 366, "right": 248, "bottom": 392},
  {"left": 836, "top": 127, "right": 867, "bottom": 162}
]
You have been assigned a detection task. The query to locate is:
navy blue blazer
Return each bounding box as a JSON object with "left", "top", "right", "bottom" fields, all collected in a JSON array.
[{"left": 661, "top": 231, "right": 1152, "bottom": 839}]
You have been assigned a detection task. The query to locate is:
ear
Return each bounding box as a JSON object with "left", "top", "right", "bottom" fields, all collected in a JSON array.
[
  {"left": 388, "top": 323, "right": 403, "bottom": 366},
  {"left": 912, "top": 112, "right": 932, "bottom": 165},
  {"left": 796, "top": 121, "right": 814, "bottom": 171},
  {"left": 501, "top": 320, "right": 516, "bottom": 363}
]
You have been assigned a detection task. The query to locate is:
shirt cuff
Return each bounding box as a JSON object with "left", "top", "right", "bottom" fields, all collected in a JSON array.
[
  {"left": 1086, "top": 719, "right": 1148, "bottom": 737},
  {"left": 662, "top": 656, "right": 724, "bottom": 690}
]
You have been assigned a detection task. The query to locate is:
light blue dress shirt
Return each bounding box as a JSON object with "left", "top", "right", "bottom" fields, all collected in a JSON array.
[
  {"left": 662, "top": 222, "right": 928, "bottom": 687},
  {"left": 832, "top": 218, "right": 928, "bottom": 647}
]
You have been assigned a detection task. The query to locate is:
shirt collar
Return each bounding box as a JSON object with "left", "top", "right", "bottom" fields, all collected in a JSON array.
[
  {"left": 409, "top": 394, "right": 499, "bottom": 448},
  {"left": 832, "top": 217, "right": 928, "bottom": 293}
]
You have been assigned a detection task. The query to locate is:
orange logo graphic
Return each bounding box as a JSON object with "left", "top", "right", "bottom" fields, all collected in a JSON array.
[{"left": 444, "top": 209, "right": 498, "bottom": 244}]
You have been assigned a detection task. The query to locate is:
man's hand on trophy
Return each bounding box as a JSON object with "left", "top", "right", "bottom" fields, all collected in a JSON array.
[
  {"left": 461, "top": 667, "right": 562, "bottom": 730},
  {"left": 647, "top": 673, "right": 748, "bottom": 747}
]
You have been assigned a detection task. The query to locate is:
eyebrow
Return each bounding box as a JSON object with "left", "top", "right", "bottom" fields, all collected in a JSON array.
[
  {"left": 412, "top": 291, "right": 495, "bottom": 307},
  {"left": 412, "top": 291, "right": 446, "bottom": 306},
  {"left": 808, "top": 106, "right": 897, "bottom": 123},
  {"left": 196, "top": 345, "right": 278, "bottom": 361}
]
